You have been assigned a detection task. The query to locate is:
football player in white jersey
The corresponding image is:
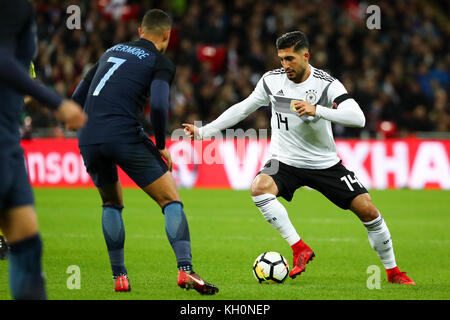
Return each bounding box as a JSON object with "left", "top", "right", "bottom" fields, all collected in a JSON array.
[{"left": 183, "top": 31, "right": 415, "bottom": 285}]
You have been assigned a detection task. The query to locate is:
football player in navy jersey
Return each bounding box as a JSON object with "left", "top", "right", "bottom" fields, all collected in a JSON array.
[
  {"left": 0, "top": 0, "right": 86, "bottom": 299},
  {"left": 73, "top": 9, "right": 218, "bottom": 295}
]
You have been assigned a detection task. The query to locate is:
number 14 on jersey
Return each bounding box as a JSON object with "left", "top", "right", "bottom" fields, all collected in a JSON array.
[{"left": 340, "top": 174, "right": 363, "bottom": 191}]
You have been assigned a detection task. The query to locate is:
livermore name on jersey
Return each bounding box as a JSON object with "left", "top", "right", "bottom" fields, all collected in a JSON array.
[{"left": 256, "top": 65, "right": 348, "bottom": 169}]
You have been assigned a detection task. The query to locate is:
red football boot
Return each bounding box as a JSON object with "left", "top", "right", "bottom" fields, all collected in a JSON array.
[
  {"left": 114, "top": 274, "right": 131, "bottom": 292},
  {"left": 387, "top": 267, "right": 416, "bottom": 285},
  {"left": 177, "top": 270, "right": 219, "bottom": 295},
  {"left": 289, "top": 239, "right": 315, "bottom": 279}
]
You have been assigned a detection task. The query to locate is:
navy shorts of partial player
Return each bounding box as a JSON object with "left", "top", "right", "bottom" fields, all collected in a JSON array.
[
  {"left": 259, "top": 159, "right": 368, "bottom": 209},
  {"left": 0, "top": 148, "right": 35, "bottom": 212},
  {"left": 79, "top": 139, "right": 168, "bottom": 188}
]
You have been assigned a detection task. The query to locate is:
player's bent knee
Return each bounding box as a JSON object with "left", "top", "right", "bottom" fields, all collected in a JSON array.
[
  {"left": 251, "top": 174, "right": 277, "bottom": 197},
  {"left": 0, "top": 206, "right": 39, "bottom": 243},
  {"left": 142, "top": 172, "right": 181, "bottom": 208},
  {"left": 155, "top": 190, "right": 182, "bottom": 209},
  {"left": 351, "top": 193, "right": 379, "bottom": 222},
  {"left": 98, "top": 183, "right": 123, "bottom": 206},
  {"left": 158, "top": 198, "right": 181, "bottom": 209}
]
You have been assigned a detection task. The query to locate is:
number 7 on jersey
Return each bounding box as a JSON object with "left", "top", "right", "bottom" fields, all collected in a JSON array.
[{"left": 93, "top": 57, "right": 126, "bottom": 96}]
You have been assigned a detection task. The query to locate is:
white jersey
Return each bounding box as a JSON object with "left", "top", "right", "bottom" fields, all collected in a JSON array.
[{"left": 199, "top": 64, "right": 365, "bottom": 169}]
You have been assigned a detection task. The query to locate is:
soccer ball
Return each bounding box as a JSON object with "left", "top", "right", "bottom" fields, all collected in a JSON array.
[{"left": 252, "top": 251, "right": 289, "bottom": 284}]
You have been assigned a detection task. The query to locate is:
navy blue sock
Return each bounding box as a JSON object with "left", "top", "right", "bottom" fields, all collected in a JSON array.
[
  {"left": 8, "top": 233, "right": 46, "bottom": 300},
  {"left": 163, "top": 201, "right": 192, "bottom": 270},
  {"left": 102, "top": 205, "right": 127, "bottom": 277}
]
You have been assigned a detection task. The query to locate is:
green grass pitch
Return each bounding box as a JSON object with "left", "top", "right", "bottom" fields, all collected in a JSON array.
[{"left": 1, "top": 188, "right": 449, "bottom": 300}]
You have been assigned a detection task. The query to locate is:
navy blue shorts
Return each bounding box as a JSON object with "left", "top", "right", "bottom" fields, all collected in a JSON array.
[
  {"left": 0, "top": 148, "right": 35, "bottom": 212},
  {"left": 79, "top": 139, "right": 168, "bottom": 188}
]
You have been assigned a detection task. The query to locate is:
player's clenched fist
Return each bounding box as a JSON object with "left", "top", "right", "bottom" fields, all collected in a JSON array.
[
  {"left": 182, "top": 123, "right": 201, "bottom": 140},
  {"left": 54, "top": 99, "right": 87, "bottom": 130}
]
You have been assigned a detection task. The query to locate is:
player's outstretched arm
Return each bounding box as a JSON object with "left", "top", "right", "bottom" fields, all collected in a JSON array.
[
  {"left": 183, "top": 90, "right": 269, "bottom": 140},
  {"left": 181, "top": 98, "right": 257, "bottom": 140},
  {"left": 0, "top": 47, "right": 86, "bottom": 130},
  {"left": 0, "top": 47, "right": 63, "bottom": 110},
  {"left": 182, "top": 75, "right": 269, "bottom": 140},
  {"left": 182, "top": 123, "right": 200, "bottom": 140}
]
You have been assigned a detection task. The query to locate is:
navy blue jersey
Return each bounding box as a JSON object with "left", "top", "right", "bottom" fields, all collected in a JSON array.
[
  {"left": 0, "top": 0, "right": 36, "bottom": 149},
  {"left": 77, "top": 38, "right": 175, "bottom": 146},
  {"left": 0, "top": 0, "right": 62, "bottom": 150}
]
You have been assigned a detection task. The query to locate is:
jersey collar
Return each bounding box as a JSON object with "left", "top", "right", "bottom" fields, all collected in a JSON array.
[{"left": 138, "top": 38, "right": 157, "bottom": 50}]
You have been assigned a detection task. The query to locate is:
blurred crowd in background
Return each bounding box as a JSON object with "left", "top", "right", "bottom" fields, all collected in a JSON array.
[{"left": 24, "top": 0, "right": 449, "bottom": 139}]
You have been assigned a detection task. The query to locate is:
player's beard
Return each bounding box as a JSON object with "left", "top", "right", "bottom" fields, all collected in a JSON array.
[
  {"left": 287, "top": 66, "right": 306, "bottom": 83},
  {"left": 294, "top": 67, "right": 306, "bottom": 83}
]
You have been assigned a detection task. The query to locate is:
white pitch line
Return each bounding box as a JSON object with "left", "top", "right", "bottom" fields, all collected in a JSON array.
[{"left": 42, "top": 233, "right": 450, "bottom": 244}]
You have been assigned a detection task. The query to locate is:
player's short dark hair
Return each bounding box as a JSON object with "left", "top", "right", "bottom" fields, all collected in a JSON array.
[
  {"left": 141, "top": 9, "right": 172, "bottom": 34},
  {"left": 276, "top": 31, "right": 309, "bottom": 52}
]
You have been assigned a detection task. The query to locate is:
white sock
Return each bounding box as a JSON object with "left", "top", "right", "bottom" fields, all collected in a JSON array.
[
  {"left": 252, "top": 194, "right": 301, "bottom": 246},
  {"left": 362, "top": 213, "right": 397, "bottom": 269}
]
